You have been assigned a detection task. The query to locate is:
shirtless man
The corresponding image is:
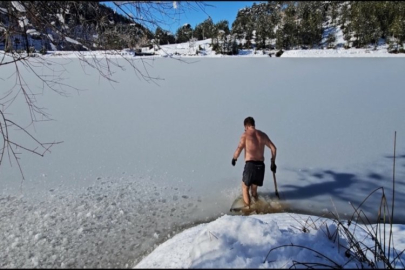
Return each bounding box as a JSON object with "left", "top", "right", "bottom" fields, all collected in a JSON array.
[{"left": 232, "top": 116, "right": 277, "bottom": 208}]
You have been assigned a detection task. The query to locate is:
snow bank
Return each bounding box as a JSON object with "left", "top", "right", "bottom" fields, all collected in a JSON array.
[{"left": 136, "top": 213, "right": 405, "bottom": 268}]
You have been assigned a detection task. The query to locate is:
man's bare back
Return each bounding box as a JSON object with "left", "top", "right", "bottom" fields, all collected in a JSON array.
[{"left": 233, "top": 127, "right": 276, "bottom": 163}]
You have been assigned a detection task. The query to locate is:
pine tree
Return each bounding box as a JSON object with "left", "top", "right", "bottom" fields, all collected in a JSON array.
[
  {"left": 275, "top": 28, "right": 284, "bottom": 50},
  {"left": 349, "top": 2, "right": 381, "bottom": 48},
  {"left": 215, "top": 20, "right": 230, "bottom": 35},
  {"left": 375, "top": 1, "right": 395, "bottom": 40},
  {"left": 193, "top": 17, "right": 215, "bottom": 40},
  {"left": 297, "top": 1, "right": 324, "bottom": 48},
  {"left": 277, "top": 3, "right": 299, "bottom": 50},
  {"left": 255, "top": 13, "right": 268, "bottom": 49},
  {"left": 155, "top": 27, "right": 174, "bottom": 45},
  {"left": 175, "top": 23, "right": 193, "bottom": 43},
  {"left": 389, "top": 2, "right": 405, "bottom": 51},
  {"left": 211, "top": 20, "right": 230, "bottom": 54},
  {"left": 327, "top": 1, "right": 341, "bottom": 25},
  {"left": 231, "top": 7, "right": 254, "bottom": 48},
  {"left": 326, "top": 32, "right": 336, "bottom": 48}
]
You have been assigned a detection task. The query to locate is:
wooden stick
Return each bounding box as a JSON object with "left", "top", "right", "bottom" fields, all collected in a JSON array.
[{"left": 273, "top": 171, "right": 279, "bottom": 198}]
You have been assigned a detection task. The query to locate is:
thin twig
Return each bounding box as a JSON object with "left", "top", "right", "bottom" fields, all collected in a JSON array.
[
  {"left": 263, "top": 243, "right": 342, "bottom": 268},
  {"left": 388, "top": 131, "right": 396, "bottom": 263}
]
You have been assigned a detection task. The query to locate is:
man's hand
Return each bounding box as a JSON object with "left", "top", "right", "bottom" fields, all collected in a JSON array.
[
  {"left": 271, "top": 160, "right": 277, "bottom": 173},
  {"left": 232, "top": 158, "right": 237, "bottom": 166}
]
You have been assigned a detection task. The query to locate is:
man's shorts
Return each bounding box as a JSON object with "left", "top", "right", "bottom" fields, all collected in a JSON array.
[{"left": 242, "top": 161, "right": 265, "bottom": 187}]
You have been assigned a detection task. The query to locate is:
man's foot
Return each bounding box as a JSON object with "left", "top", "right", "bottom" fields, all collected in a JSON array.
[
  {"left": 252, "top": 194, "right": 259, "bottom": 202},
  {"left": 241, "top": 203, "right": 251, "bottom": 214},
  {"left": 241, "top": 202, "right": 250, "bottom": 210}
]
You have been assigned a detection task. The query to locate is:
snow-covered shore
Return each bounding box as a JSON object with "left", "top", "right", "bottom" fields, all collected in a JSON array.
[
  {"left": 16, "top": 38, "right": 403, "bottom": 59},
  {"left": 135, "top": 213, "right": 405, "bottom": 268}
]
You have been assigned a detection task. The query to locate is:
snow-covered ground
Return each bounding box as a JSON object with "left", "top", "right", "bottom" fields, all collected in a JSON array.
[
  {"left": 153, "top": 37, "right": 405, "bottom": 58},
  {"left": 1, "top": 43, "right": 405, "bottom": 268},
  {"left": 136, "top": 213, "right": 405, "bottom": 268},
  {"left": 36, "top": 37, "right": 405, "bottom": 58}
]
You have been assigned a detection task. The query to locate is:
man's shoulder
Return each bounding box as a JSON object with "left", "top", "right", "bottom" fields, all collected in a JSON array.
[
  {"left": 256, "top": 129, "right": 269, "bottom": 138},
  {"left": 256, "top": 129, "right": 267, "bottom": 135}
]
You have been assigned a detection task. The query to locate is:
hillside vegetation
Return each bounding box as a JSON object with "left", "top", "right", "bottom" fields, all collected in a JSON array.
[{"left": 0, "top": 1, "right": 404, "bottom": 54}]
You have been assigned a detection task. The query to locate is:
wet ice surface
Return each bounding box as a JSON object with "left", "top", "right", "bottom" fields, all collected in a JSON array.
[
  {"left": 0, "top": 176, "right": 214, "bottom": 268},
  {"left": 1, "top": 57, "right": 405, "bottom": 267}
]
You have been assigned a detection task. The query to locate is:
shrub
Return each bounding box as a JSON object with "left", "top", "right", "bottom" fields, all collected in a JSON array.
[
  {"left": 275, "top": 50, "right": 284, "bottom": 57},
  {"left": 212, "top": 43, "right": 220, "bottom": 54},
  {"left": 40, "top": 46, "right": 47, "bottom": 55},
  {"left": 327, "top": 33, "right": 336, "bottom": 49}
]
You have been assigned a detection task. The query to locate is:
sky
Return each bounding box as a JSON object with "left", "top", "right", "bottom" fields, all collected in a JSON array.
[{"left": 103, "top": 1, "right": 266, "bottom": 34}]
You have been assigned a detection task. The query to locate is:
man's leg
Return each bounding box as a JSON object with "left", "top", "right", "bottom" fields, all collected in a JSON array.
[
  {"left": 251, "top": 185, "right": 258, "bottom": 201},
  {"left": 242, "top": 181, "right": 251, "bottom": 207}
]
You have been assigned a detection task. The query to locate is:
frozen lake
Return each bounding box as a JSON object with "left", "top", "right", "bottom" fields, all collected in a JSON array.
[{"left": 1, "top": 57, "right": 405, "bottom": 267}]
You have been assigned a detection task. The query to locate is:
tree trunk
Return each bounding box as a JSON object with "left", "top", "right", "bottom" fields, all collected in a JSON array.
[{"left": 5, "top": 32, "right": 13, "bottom": 52}]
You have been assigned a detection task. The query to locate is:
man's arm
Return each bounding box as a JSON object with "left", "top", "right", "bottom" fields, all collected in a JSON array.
[
  {"left": 265, "top": 134, "right": 277, "bottom": 162},
  {"left": 233, "top": 134, "right": 246, "bottom": 160}
]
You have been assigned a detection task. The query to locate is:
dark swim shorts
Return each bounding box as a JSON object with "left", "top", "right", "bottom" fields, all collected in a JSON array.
[{"left": 242, "top": 160, "right": 265, "bottom": 186}]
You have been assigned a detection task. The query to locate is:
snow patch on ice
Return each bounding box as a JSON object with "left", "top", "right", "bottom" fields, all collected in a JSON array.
[{"left": 0, "top": 176, "right": 204, "bottom": 268}]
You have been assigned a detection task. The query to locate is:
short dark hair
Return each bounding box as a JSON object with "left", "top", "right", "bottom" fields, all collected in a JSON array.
[{"left": 244, "top": 116, "right": 255, "bottom": 127}]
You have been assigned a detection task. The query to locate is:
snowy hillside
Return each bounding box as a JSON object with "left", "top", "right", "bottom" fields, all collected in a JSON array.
[{"left": 2, "top": 1, "right": 405, "bottom": 57}]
